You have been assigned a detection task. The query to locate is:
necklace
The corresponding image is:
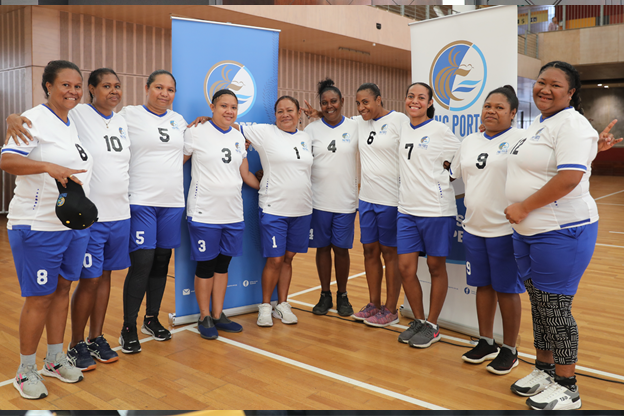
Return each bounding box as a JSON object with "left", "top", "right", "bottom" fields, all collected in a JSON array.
[{"left": 89, "top": 104, "right": 113, "bottom": 128}]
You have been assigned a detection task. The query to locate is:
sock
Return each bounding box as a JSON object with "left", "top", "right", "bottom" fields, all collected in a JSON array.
[
  {"left": 46, "top": 343, "right": 63, "bottom": 362},
  {"left": 19, "top": 353, "right": 37, "bottom": 370},
  {"left": 426, "top": 321, "right": 438, "bottom": 330},
  {"left": 480, "top": 336, "right": 494, "bottom": 346},
  {"left": 502, "top": 344, "right": 517, "bottom": 354},
  {"left": 555, "top": 375, "right": 577, "bottom": 391},
  {"left": 418, "top": 319, "right": 426, "bottom": 324},
  {"left": 536, "top": 360, "right": 556, "bottom": 376}
]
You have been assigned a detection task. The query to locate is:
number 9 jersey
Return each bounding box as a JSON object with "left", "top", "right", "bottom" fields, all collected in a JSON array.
[{"left": 119, "top": 105, "right": 187, "bottom": 208}]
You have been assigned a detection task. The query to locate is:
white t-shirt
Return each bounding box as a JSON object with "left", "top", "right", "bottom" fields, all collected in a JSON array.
[
  {"left": 184, "top": 121, "right": 248, "bottom": 224},
  {"left": 70, "top": 104, "right": 131, "bottom": 222},
  {"left": 305, "top": 116, "right": 359, "bottom": 214},
  {"left": 119, "top": 105, "right": 187, "bottom": 208},
  {"left": 3, "top": 104, "right": 94, "bottom": 231},
  {"left": 505, "top": 108, "right": 599, "bottom": 236},
  {"left": 450, "top": 127, "right": 523, "bottom": 237},
  {"left": 356, "top": 111, "right": 409, "bottom": 207},
  {"left": 398, "top": 119, "right": 460, "bottom": 217},
  {"left": 241, "top": 124, "right": 313, "bottom": 217}
]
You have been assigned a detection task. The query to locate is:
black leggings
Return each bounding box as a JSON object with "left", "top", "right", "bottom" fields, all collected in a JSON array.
[{"left": 122, "top": 247, "right": 172, "bottom": 327}]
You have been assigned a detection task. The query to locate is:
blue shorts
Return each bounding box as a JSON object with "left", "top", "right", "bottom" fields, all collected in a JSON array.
[
  {"left": 259, "top": 209, "right": 312, "bottom": 258},
  {"left": 81, "top": 219, "right": 131, "bottom": 279},
  {"left": 512, "top": 222, "right": 599, "bottom": 296},
  {"left": 8, "top": 226, "right": 90, "bottom": 297},
  {"left": 463, "top": 231, "right": 524, "bottom": 294},
  {"left": 397, "top": 214, "right": 455, "bottom": 256},
  {"left": 308, "top": 209, "right": 356, "bottom": 249},
  {"left": 187, "top": 219, "right": 245, "bottom": 261},
  {"left": 358, "top": 200, "right": 397, "bottom": 247},
  {"left": 129, "top": 205, "right": 185, "bottom": 252}
]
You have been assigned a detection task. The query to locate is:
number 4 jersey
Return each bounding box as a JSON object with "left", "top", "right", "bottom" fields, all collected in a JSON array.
[{"left": 119, "top": 105, "right": 187, "bottom": 208}]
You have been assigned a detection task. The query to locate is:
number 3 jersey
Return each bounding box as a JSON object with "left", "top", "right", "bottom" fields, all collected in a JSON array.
[
  {"left": 184, "top": 121, "right": 248, "bottom": 224},
  {"left": 119, "top": 105, "right": 187, "bottom": 208},
  {"left": 70, "top": 103, "right": 131, "bottom": 222},
  {"left": 2, "top": 104, "right": 93, "bottom": 231},
  {"left": 450, "top": 127, "right": 523, "bottom": 237}
]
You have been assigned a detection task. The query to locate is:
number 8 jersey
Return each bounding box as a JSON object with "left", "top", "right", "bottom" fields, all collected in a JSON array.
[{"left": 119, "top": 105, "right": 187, "bottom": 208}]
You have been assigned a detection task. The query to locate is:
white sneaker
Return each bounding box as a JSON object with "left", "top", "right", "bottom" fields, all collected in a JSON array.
[
  {"left": 257, "top": 303, "right": 274, "bottom": 327},
  {"left": 510, "top": 367, "right": 554, "bottom": 397},
  {"left": 273, "top": 302, "right": 298, "bottom": 324},
  {"left": 526, "top": 382, "right": 581, "bottom": 410}
]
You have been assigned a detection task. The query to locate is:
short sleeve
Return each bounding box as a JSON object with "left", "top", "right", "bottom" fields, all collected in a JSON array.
[
  {"left": 442, "top": 125, "right": 461, "bottom": 162},
  {"left": 1, "top": 121, "right": 39, "bottom": 158},
  {"left": 241, "top": 123, "right": 270, "bottom": 148},
  {"left": 554, "top": 116, "right": 598, "bottom": 172},
  {"left": 117, "top": 106, "right": 128, "bottom": 120},
  {"left": 449, "top": 143, "right": 462, "bottom": 179},
  {"left": 183, "top": 127, "right": 194, "bottom": 156}
]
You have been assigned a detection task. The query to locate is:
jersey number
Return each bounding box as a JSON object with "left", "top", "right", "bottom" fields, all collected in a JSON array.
[
  {"left": 293, "top": 147, "right": 300, "bottom": 159},
  {"left": 222, "top": 148, "right": 232, "bottom": 164},
  {"left": 511, "top": 139, "right": 526, "bottom": 155},
  {"left": 158, "top": 128, "right": 170, "bottom": 143},
  {"left": 367, "top": 131, "right": 376, "bottom": 145},
  {"left": 103, "top": 135, "right": 123, "bottom": 152},
  {"left": 327, "top": 140, "right": 337, "bottom": 153},
  {"left": 476, "top": 153, "right": 488, "bottom": 169},
  {"left": 75, "top": 144, "right": 88, "bottom": 161},
  {"left": 405, "top": 143, "right": 414, "bottom": 160}
]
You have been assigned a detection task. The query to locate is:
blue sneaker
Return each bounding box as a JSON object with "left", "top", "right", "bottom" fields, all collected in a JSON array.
[
  {"left": 87, "top": 335, "right": 119, "bottom": 363},
  {"left": 214, "top": 312, "right": 243, "bottom": 333},
  {"left": 67, "top": 341, "right": 96, "bottom": 371},
  {"left": 198, "top": 316, "right": 218, "bottom": 340}
]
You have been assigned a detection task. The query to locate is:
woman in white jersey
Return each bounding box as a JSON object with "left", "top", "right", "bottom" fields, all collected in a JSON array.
[
  {"left": 119, "top": 70, "right": 187, "bottom": 353},
  {"left": 6, "top": 68, "right": 131, "bottom": 371},
  {"left": 505, "top": 61, "right": 598, "bottom": 411},
  {"left": 183, "top": 89, "right": 259, "bottom": 340},
  {"left": 1, "top": 60, "right": 88, "bottom": 399},
  {"left": 449, "top": 85, "right": 524, "bottom": 375},
  {"left": 305, "top": 79, "right": 358, "bottom": 317},
  {"left": 394, "top": 82, "right": 460, "bottom": 348}
]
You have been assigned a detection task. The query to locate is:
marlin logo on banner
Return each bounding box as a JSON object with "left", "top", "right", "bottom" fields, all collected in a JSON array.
[
  {"left": 204, "top": 61, "right": 257, "bottom": 117},
  {"left": 429, "top": 40, "right": 488, "bottom": 112}
]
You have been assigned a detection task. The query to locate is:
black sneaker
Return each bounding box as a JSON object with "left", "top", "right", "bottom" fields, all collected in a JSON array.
[
  {"left": 487, "top": 346, "right": 519, "bottom": 375},
  {"left": 462, "top": 339, "right": 499, "bottom": 364},
  {"left": 119, "top": 325, "right": 142, "bottom": 354},
  {"left": 141, "top": 315, "right": 172, "bottom": 341},
  {"left": 336, "top": 292, "right": 354, "bottom": 317},
  {"left": 312, "top": 291, "right": 333, "bottom": 315}
]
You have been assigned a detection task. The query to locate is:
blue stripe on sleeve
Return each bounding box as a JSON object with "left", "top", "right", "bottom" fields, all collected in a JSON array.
[
  {"left": 1, "top": 148, "right": 29, "bottom": 156},
  {"left": 557, "top": 164, "right": 587, "bottom": 171}
]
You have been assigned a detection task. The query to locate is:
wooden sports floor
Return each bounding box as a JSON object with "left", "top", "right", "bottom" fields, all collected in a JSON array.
[{"left": 0, "top": 176, "right": 623, "bottom": 412}]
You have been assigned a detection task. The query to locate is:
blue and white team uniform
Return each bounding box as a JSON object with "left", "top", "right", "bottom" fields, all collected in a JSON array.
[
  {"left": 356, "top": 111, "right": 409, "bottom": 247},
  {"left": 305, "top": 116, "right": 359, "bottom": 250},
  {"left": 506, "top": 107, "right": 599, "bottom": 295},
  {"left": 71, "top": 104, "right": 131, "bottom": 278},
  {"left": 450, "top": 127, "right": 525, "bottom": 293},
  {"left": 241, "top": 124, "right": 313, "bottom": 257},
  {"left": 119, "top": 105, "right": 187, "bottom": 252},
  {"left": 2, "top": 104, "right": 93, "bottom": 296},
  {"left": 184, "top": 121, "right": 247, "bottom": 261},
  {"left": 397, "top": 119, "right": 460, "bottom": 257}
]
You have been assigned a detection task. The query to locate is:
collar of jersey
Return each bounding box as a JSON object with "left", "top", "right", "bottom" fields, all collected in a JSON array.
[
  {"left": 484, "top": 126, "right": 512, "bottom": 140},
  {"left": 88, "top": 103, "right": 113, "bottom": 120},
  {"left": 410, "top": 118, "right": 433, "bottom": 130},
  {"left": 279, "top": 126, "right": 298, "bottom": 135},
  {"left": 540, "top": 106, "right": 572, "bottom": 123},
  {"left": 373, "top": 110, "right": 394, "bottom": 122},
  {"left": 321, "top": 115, "right": 345, "bottom": 129},
  {"left": 209, "top": 120, "right": 232, "bottom": 134},
  {"left": 42, "top": 104, "right": 70, "bottom": 126},
  {"left": 142, "top": 105, "right": 167, "bottom": 118}
]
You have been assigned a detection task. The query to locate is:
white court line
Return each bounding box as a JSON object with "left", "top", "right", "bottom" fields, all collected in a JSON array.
[
  {"left": 595, "top": 189, "right": 624, "bottom": 200},
  {"left": 609, "top": 231, "right": 624, "bottom": 234},
  {"left": 288, "top": 271, "right": 367, "bottom": 298},
  {"left": 185, "top": 325, "right": 448, "bottom": 410},
  {"left": 596, "top": 243, "right": 624, "bottom": 249}
]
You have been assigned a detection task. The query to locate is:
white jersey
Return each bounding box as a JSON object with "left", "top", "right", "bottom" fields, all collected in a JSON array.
[
  {"left": 305, "top": 116, "right": 359, "bottom": 214},
  {"left": 3, "top": 104, "right": 93, "bottom": 231},
  {"left": 184, "top": 121, "right": 248, "bottom": 224},
  {"left": 450, "top": 128, "right": 524, "bottom": 237},
  {"left": 398, "top": 119, "right": 460, "bottom": 217},
  {"left": 119, "top": 105, "right": 187, "bottom": 208},
  {"left": 241, "top": 124, "right": 313, "bottom": 217},
  {"left": 506, "top": 108, "right": 599, "bottom": 236},
  {"left": 70, "top": 104, "right": 131, "bottom": 222},
  {"left": 356, "top": 111, "right": 408, "bottom": 207}
]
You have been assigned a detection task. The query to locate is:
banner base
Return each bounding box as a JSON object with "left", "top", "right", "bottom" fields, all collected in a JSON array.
[{"left": 169, "top": 301, "right": 278, "bottom": 327}]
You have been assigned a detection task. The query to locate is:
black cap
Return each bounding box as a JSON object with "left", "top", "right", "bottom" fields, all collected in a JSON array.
[{"left": 55, "top": 180, "right": 98, "bottom": 230}]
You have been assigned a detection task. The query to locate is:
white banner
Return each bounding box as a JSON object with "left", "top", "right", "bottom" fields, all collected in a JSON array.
[{"left": 403, "top": 6, "right": 518, "bottom": 340}]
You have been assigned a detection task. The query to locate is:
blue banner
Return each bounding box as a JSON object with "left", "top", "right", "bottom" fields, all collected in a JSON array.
[{"left": 171, "top": 18, "right": 279, "bottom": 319}]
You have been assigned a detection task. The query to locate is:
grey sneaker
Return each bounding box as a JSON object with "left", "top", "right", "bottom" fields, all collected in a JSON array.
[
  {"left": 398, "top": 320, "right": 424, "bottom": 344},
  {"left": 526, "top": 382, "right": 581, "bottom": 410},
  {"left": 14, "top": 364, "right": 48, "bottom": 400},
  {"left": 408, "top": 322, "right": 441, "bottom": 348},
  {"left": 336, "top": 292, "right": 354, "bottom": 317},
  {"left": 510, "top": 368, "right": 554, "bottom": 397},
  {"left": 42, "top": 352, "right": 84, "bottom": 383}
]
